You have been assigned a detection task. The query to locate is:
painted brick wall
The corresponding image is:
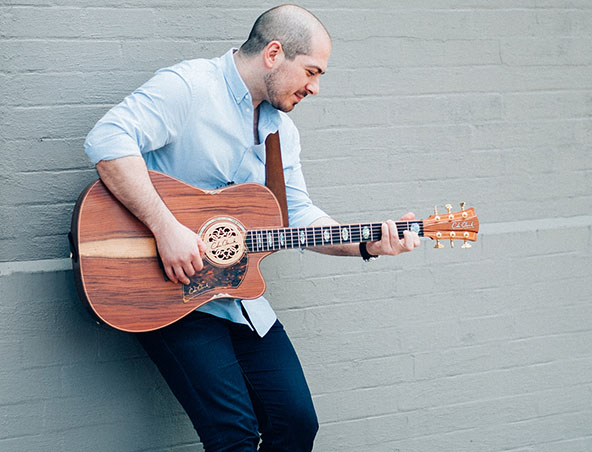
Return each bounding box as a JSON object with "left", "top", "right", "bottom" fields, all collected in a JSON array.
[{"left": 1, "top": 2, "right": 591, "bottom": 451}]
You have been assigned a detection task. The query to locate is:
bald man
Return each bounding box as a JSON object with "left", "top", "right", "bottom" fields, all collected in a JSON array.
[{"left": 85, "top": 5, "right": 419, "bottom": 451}]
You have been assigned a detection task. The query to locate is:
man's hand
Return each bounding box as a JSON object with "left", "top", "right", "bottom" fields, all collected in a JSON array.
[
  {"left": 365, "top": 212, "right": 421, "bottom": 256},
  {"left": 95, "top": 156, "right": 207, "bottom": 285},
  {"left": 154, "top": 220, "right": 207, "bottom": 285}
]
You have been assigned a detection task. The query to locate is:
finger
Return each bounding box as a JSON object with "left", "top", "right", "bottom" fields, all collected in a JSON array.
[
  {"left": 388, "top": 220, "right": 407, "bottom": 254},
  {"left": 173, "top": 265, "right": 190, "bottom": 285},
  {"left": 197, "top": 237, "right": 207, "bottom": 258},
  {"left": 165, "top": 265, "right": 179, "bottom": 284},
  {"left": 380, "top": 222, "right": 391, "bottom": 250},
  {"left": 399, "top": 212, "right": 415, "bottom": 221},
  {"left": 182, "top": 260, "right": 196, "bottom": 278},
  {"left": 407, "top": 231, "right": 420, "bottom": 249},
  {"left": 388, "top": 221, "right": 401, "bottom": 252},
  {"left": 191, "top": 252, "right": 204, "bottom": 272},
  {"left": 402, "top": 231, "right": 414, "bottom": 252}
]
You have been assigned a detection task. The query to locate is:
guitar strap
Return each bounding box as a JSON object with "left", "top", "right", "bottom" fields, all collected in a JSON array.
[{"left": 264, "top": 131, "right": 289, "bottom": 227}]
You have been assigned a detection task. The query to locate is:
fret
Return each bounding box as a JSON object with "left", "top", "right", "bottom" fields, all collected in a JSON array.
[
  {"left": 306, "top": 227, "right": 315, "bottom": 248},
  {"left": 354, "top": 224, "right": 363, "bottom": 243},
  {"left": 374, "top": 223, "right": 381, "bottom": 242},
  {"left": 331, "top": 225, "right": 339, "bottom": 244}
]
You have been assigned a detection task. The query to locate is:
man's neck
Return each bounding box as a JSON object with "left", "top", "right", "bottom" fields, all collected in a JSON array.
[{"left": 233, "top": 50, "right": 264, "bottom": 109}]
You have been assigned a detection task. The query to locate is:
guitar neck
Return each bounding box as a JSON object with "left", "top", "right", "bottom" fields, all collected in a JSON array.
[{"left": 245, "top": 221, "right": 424, "bottom": 253}]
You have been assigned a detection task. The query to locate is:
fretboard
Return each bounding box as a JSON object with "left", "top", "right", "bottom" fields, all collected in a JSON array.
[{"left": 245, "top": 221, "right": 424, "bottom": 253}]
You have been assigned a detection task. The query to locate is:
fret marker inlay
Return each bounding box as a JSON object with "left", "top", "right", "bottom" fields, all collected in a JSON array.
[{"left": 341, "top": 227, "right": 349, "bottom": 241}]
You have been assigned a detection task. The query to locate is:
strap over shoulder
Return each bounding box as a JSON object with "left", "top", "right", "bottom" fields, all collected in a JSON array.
[{"left": 264, "top": 131, "right": 289, "bottom": 227}]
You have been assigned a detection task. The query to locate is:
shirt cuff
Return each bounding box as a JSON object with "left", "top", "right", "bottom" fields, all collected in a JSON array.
[{"left": 84, "top": 126, "right": 142, "bottom": 164}]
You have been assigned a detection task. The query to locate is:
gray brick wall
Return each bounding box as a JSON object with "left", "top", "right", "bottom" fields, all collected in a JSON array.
[{"left": 1, "top": 2, "right": 591, "bottom": 451}]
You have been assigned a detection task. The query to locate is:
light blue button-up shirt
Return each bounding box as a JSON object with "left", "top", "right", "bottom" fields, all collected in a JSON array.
[{"left": 85, "top": 49, "right": 327, "bottom": 336}]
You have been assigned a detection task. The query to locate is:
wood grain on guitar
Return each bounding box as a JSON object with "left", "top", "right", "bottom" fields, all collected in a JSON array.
[{"left": 70, "top": 171, "right": 479, "bottom": 333}]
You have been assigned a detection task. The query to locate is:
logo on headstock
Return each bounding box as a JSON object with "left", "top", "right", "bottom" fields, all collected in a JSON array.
[{"left": 451, "top": 221, "right": 475, "bottom": 230}]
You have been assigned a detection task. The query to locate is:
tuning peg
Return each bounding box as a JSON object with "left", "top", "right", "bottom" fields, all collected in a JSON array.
[
  {"left": 449, "top": 231, "right": 455, "bottom": 248},
  {"left": 445, "top": 204, "right": 453, "bottom": 214},
  {"left": 462, "top": 232, "right": 472, "bottom": 248},
  {"left": 433, "top": 206, "right": 440, "bottom": 220},
  {"left": 460, "top": 202, "right": 469, "bottom": 218},
  {"left": 434, "top": 232, "right": 444, "bottom": 249}
]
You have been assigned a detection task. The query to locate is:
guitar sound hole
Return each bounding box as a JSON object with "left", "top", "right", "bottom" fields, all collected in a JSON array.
[{"left": 201, "top": 219, "right": 246, "bottom": 267}]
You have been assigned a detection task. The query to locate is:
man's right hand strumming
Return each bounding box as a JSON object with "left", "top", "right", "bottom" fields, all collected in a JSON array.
[
  {"left": 152, "top": 219, "right": 206, "bottom": 285},
  {"left": 96, "top": 155, "right": 206, "bottom": 285}
]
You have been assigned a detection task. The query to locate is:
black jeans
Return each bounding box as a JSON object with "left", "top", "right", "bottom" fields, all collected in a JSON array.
[{"left": 137, "top": 311, "right": 318, "bottom": 452}]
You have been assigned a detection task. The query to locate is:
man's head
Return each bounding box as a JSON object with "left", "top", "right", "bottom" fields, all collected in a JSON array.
[
  {"left": 237, "top": 4, "right": 332, "bottom": 112},
  {"left": 240, "top": 4, "right": 330, "bottom": 61}
]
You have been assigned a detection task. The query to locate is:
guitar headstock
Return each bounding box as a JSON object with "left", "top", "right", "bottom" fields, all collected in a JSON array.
[{"left": 423, "top": 203, "right": 479, "bottom": 248}]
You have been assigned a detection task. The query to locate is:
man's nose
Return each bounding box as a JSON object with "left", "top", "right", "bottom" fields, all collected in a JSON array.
[{"left": 306, "top": 78, "right": 320, "bottom": 96}]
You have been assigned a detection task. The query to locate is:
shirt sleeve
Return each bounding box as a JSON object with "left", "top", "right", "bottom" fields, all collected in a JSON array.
[
  {"left": 84, "top": 65, "right": 193, "bottom": 164},
  {"left": 278, "top": 116, "right": 329, "bottom": 227}
]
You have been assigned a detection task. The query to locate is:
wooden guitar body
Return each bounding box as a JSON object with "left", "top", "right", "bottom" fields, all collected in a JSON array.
[{"left": 71, "top": 171, "right": 283, "bottom": 333}]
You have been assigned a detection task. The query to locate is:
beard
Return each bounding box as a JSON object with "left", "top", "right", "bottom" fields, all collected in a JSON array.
[{"left": 264, "top": 66, "right": 306, "bottom": 113}]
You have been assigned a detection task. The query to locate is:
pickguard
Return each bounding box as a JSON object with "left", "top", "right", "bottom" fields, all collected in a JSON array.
[{"left": 183, "top": 253, "right": 248, "bottom": 302}]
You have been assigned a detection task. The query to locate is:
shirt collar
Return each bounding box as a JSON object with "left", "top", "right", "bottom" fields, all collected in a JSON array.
[{"left": 222, "top": 49, "right": 251, "bottom": 105}]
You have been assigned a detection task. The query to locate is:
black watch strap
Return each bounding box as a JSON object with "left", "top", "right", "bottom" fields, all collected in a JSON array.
[{"left": 359, "top": 242, "right": 379, "bottom": 262}]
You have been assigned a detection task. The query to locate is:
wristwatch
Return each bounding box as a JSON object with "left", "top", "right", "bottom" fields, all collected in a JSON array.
[{"left": 359, "top": 242, "right": 380, "bottom": 262}]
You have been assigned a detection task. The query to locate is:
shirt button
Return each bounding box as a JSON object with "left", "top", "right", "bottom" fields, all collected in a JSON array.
[{"left": 246, "top": 108, "right": 251, "bottom": 113}]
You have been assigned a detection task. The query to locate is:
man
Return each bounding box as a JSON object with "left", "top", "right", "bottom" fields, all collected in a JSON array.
[{"left": 84, "top": 5, "right": 419, "bottom": 451}]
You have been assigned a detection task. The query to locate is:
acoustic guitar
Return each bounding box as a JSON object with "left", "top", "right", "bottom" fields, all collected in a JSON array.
[{"left": 69, "top": 171, "right": 479, "bottom": 332}]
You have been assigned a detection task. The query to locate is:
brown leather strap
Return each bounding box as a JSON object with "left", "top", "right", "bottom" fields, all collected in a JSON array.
[{"left": 265, "top": 131, "right": 289, "bottom": 227}]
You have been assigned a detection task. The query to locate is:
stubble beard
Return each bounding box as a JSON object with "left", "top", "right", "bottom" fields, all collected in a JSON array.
[{"left": 264, "top": 68, "right": 298, "bottom": 113}]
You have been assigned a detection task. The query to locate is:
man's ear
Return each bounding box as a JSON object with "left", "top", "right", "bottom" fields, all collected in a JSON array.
[{"left": 263, "top": 41, "right": 283, "bottom": 69}]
